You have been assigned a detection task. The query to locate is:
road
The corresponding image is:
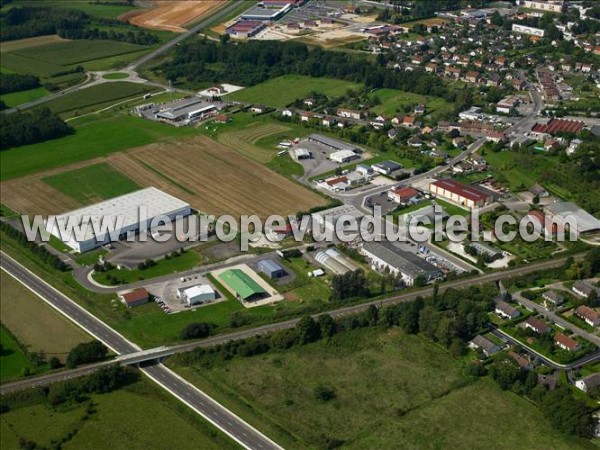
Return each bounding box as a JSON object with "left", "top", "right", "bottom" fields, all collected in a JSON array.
[
  {"left": 0, "top": 252, "right": 282, "bottom": 450},
  {"left": 2, "top": 250, "right": 589, "bottom": 395},
  {"left": 2, "top": 0, "right": 240, "bottom": 114}
]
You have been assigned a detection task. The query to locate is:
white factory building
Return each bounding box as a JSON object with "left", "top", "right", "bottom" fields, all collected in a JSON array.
[
  {"left": 46, "top": 187, "right": 191, "bottom": 253},
  {"left": 177, "top": 284, "right": 216, "bottom": 306}
]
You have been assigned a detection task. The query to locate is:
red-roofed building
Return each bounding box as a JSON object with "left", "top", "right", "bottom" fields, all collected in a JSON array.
[
  {"left": 226, "top": 20, "right": 266, "bottom": 38},
  {"left": 576, "top": 305, "right": 600, "bottom": 327},
  {"left": 120, "top": 288, "right": 149, "bottom": 308},
  {"left": 555, "top": 333, "right": 580, "bottom": 352},
  {"left": 429, "top": 179, "right": 493, "bottom": 209},
  {"left": 531, "top": 118, "right": 584, "bottom": 136},
  {"left": 388, "top": 186, "right": 420, "bottom": 205}
]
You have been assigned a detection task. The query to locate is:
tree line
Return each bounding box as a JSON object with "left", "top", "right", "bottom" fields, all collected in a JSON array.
[
  {"left": 0, "top": 222, "right": 70, "bottom": 272},
  {"left": 1, "top": 6, "right": 157, "bottom": 45},
  {"left": 158, "top": 39, "right": 454, "bottom": 100},
  {"left": 0, "top": 73, "right": 40, "bottom": 94},
  {"left": 0, "top": 107, "right": 72, "bottom": 150}
]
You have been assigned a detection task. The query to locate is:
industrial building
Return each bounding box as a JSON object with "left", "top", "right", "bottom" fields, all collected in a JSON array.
[
  {"left": 308, "top": 134, "right": 361, "bottom": 153},
  {"left": 177, "top": 285, "right": 216, "bottom": 306},
  {"left": 226, "top": 20, "right": 266, "bottom": 38},
  {"left": 372, "top": 160, "right": 402, "bottom": 175},
  {"left": 258, "top": 259, "right": 286, "bottom": 279},
  {"left": 154, "top": 97, "right": 218, "bottom": 123},
  {"left": 241, "top": 4, "right": 293, "bottom": 21},
  {"left": 361, "top": 241, "right": 442, "bottom": 286},
  {"left": 544, "top": 201, "right": 600, "bottom": 234},
  {"left": 521, "top": 0, "right": 566, "bottom": 13},
  {"left": 429, "top": 179, "right": 494, "bottom": 209},
  {"left": 311, "top": 205, "right": 363, "bottom": 234},
  {"left": 512, "top": 24, "right": 545, "bottom": 37},
  {"left": 329, "top": 150, "right": 360, "bottom": 164},
  {"left": 219, "top": 269, "right": 267, "bottom": 301},
  {"left": 46, "top": 187, "right": 191, "bottom": 253},
  {"left": 120, "top": 288, "right": 149, "bottom": 308},
  {"left": 315, "top": 248, "right": 359, "bottom": 275}
]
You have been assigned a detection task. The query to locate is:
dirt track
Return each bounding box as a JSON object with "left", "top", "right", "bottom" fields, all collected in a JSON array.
[{"left": 123, "top": 1, "right": 224, "bottom": 33}]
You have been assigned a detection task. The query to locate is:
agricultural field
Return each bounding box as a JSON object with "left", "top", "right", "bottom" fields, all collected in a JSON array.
[
  {"left": 369, "top": 88, "right": 454, "bottom": 119},
  {"left": 41, "top": 82, "right": 160, "bottom": 117},
  {"left": 0, "top": 86, "right": 50, "bottom": 107},
  {"left": 169, "top": 327, "right": 587, "bottom": 450},
  {"left": 2, "top": 0, "right": 140, "bottom": 19},
  {"left": 228, "top": 75, "right": 363, "bottom": 108},
  {"left": 217, "top": 123, "right": 292, "bottom": 164},
  {"left": 0, "top": 271, "right": 91, "bottom": 363},
  {"left": 43, "top": 162, "right": 141, "bottom": 204},
  {"left": 0, "top": 325, "right": 30, "bottom": 382},
  {"left": 0, "top": 379, "right": 238, "bottom": 450},
  {"left": 0, "top": 115, "right": 198, "bottom": 181},
  {"left": 124, "top": 0, "right": 225, "bottom": 33}
]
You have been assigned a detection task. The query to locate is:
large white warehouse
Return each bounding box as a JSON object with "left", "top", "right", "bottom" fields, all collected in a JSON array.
[{"left": 46, "top": 187, "right": 191, "bottom": 253}]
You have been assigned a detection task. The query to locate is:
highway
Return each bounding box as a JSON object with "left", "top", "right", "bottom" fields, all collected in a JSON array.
[
  {"left": 2, "top": 250, "right": 589, "bottom": 395},
  {"left": 0, "top": 252, "right": 282, "bottom": 450}
]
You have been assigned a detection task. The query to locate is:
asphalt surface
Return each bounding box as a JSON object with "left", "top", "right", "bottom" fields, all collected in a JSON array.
[
  {"left": 2, "top": 251, "right": 588, "bottom": 394},
  {"left": 0, "top": 252, "right": 282, "bottom": 450}
]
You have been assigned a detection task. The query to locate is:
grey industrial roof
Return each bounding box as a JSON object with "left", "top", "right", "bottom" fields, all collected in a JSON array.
[
  {"left": 373, "top": 160, "right": 402, "bottom": 171},
  {"left": 258, "top": 259, "right": 284, "bottom": 273},
  {"left": 545, "top": 201, "right": 600, "bottom": 233},
  {"left": 362, "top": 241, "right": 440, "bottom": 278},
  {"left": 308, "top": 134, "right": 360, "bottom": 152}
]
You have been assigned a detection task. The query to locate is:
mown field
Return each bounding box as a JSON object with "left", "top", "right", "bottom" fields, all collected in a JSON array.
[
  {"left": 41, "top": 82, "right": 160, "bottom": 117},
  {"left": 43, "top": 162, "right": 141, "bottom": 204},
  {"left": 1, "top": 0, "right": 140, "bottom": 20},
  {"left": 0, "top": 115, "right": 198, "bottom": 181},
  {"left": 169, "top": 327, "right": 591, "bottom": 450},
  {"left": 228, "top": 75, "right": 363, "bottom": 108},
  {"left": 369, "top": 88, "right": 454, "bottom": 119},
  {"left": 0, "top": 271, "right": 91, "bottom": 363},
  {"left": 0, "top": 379, "right": 238, "bottom": 450},
  {"left": 0, "top": 86, "right": 50, "bottom": 107}
]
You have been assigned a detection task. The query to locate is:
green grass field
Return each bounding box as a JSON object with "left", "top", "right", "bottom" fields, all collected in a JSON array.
[
  {"left": 0, "top": 325, "right": 30, "bottom": 382},
  {"left": 102, "top": 72, "right": 129, "bottom": 80},
  {"left": 8, "top": 39, "right": 147, "bottom": 67},
  {"left": 0, "top": 115, "right": 198, "bottom": 181},
  {"left": 1, "top": 86, "right": 50, "bottom": 107},
  {"left": 2, "top": 0, "right": 140, "bottom": 19},
  {"left": 169, "top": 327, "right": 592, "bottom": 450},
  {"left": 43, "top": 163, "right": 141, "bottom": 204},
  {"left": 41, "top": 82, "right": 159, "bottom": 117},
  {"left": 369, "top": 88, "right": 454, "bottom": 119},
  {"left": 0, "top": 379, "right": 239, "bottom": 450},
  {"left": 228, "top": 75, "right": 363, "bottom": 108}
]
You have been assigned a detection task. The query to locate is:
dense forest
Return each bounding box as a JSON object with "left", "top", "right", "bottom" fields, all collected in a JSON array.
[
  {"left": 0, "top": 107, "right": 72, "bottom": 150},
  {"left": 0, "top": 6, "right": 158, "bottom": 44},
  {"left": 0, "top": 73, "right": 40, "bottom": 94},
  {"left": 159, "top": 39, "right": 457, "bottom": 100}
]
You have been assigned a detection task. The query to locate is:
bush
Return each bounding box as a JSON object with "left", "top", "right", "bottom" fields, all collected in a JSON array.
[
  {"left": 180, "top": 322, "right": 212, "bottom": 340},
  {"left": 314, "top": 384, "right": 336, "bottom": 402},
  {"left": 66, "top": 341, "right": 108, "bottom": 368}
]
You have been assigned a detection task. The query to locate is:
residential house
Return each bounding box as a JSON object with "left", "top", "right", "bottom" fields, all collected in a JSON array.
[
  {"left": 573, "top": 281, "right": 596, "bottom": 298},
  {"left": 495, "top": 300, "right": 521, "bottom": 320},
  {"left": 465, "top": 71, "right": 481, "bottom": 83},
  {"left": 555, "top": 333, "right": 580, "bottom": 352},
  {"left": 337, "top": 108, "right": 363, "bottom": 120},
  {"left": 281, "top": 109, "right": 294, "bottom": 118},
  {"left": 120, "top": 288, "right": 149, "bottom": 308},
  {"left": 402, "top": 116, "right": 417, "bottom": 128},
  {"left": 469, "top": 335, "right": 501, "bottom": 357},
  {"left": 250, "top": 105, "right": 266, "bottom": 114},
  {"left": 300, "top": 111, "right": 314, "bottom": 122},
  {"left": 542, "top": 290, "right": 565, "bottom": 307},
  {"left": 524, "top": 316, "right": 551, "bottom": 334},
  {"left": 576, "top": 305, "right": 600, "bottom": 327},
  {"left": 575, "top": 373, "right": 600, "bottom": 393},
  {"left": 508, "top": 351, "right": 532, "bottom": 369}
]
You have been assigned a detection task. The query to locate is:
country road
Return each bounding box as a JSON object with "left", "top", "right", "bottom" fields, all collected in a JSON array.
[{"left": 0, "top": 252, "right": 282, "bottom": 450}]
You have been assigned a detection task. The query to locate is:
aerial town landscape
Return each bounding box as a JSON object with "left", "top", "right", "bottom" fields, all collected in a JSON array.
[{"left": 0, "top": 0, "right": 600, "bottom": 448}]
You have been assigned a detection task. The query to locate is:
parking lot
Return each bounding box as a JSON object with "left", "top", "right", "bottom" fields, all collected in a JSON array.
[{"left": 146, "top": 272, "right": 224, "bottom": 314}]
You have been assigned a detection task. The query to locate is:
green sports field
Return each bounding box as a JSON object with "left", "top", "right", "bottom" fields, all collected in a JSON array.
[
  {"left": 43, "top": 163, "right": 141, "bottom": 204},
  {"left": 228, "top": 75, "right": 363, "bottom": 108},
  {"left": 169, "top": 327, "right": 592, "bottom": 450}
]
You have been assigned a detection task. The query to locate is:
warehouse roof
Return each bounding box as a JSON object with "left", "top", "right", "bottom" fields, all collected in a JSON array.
[
  {"left": 362, "top": 241, "right": 440, "bottom": 279},
  {"left": 258, "top": 259, "right": 283, "bottom": 273},
  {"left": 545, "top": 201, "right": 600, "bottom": 233},
  {"left": 219, "top": 269, "right": 266, "bottom": 300},
  {"left": 308, "top": 134, "right": 361, "bottom": 152},
  {"left": 182, "top": 284, "right": 215, "bottom": 299},
  {"left": 431, "top": 179, "right": 490, "bottom": 203},
  {"left": 48, "top": 187, "right": 190, "bottom": 245}
]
